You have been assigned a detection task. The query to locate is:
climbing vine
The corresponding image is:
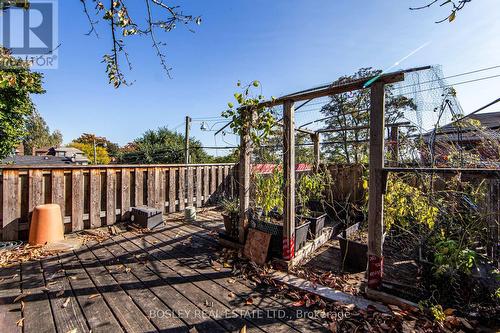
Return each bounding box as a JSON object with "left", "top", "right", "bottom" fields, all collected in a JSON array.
[{"left": 222, "top": 81, "right": 277, "bottom": 146}]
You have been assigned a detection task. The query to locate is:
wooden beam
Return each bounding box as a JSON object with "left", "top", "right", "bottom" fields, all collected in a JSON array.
[
  {"left": 71, "top": 169, "right": 84, "bottom": 231},
  {"left": 311, "top": 133, "right": 321, "bottom": 172},
  {"left": 367, "top": 82, "right": 386, "bottom": 290},
  {"left": 260, "top": 72, "right": 405, "bottom": 108},
  {"left": 283, "top": 100, "right": 296, "bottom": 260}
]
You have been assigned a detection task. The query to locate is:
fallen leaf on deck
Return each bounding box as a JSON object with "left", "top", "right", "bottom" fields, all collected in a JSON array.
[
  {"left": 227, "top": 278, "right": 236, "bottom": 284},
  {"left": 228, "top": 292, "right": 235, "bottom": 298},
  {"left": 16, "top": 318, "right": 24, "bottom": 327},
  {"left": 245, "top": 297, "right": 253, "bottom": 305},
  {"left": 13, "top": 292, "right": 30, "bottom": 303},
  {"left": 20, "top": 300, "right": 25, "bottom": 311},
  {"left": 125, "top": 267, "right": 132, "bottom": 273},
  {"left": 61, "top": 297, "right": 70, "bottom": 308},
  {"left": 188, "top": 327, "right": 198, "bottom": 333},
  {"left": 88, "top": 294, "right": 101, "bottom": 299},
  {"left": 292, "top": 299, "right": 305, "bottom": 307},
  {"left": 239, "top": 325, "right": 247, "bottom": 333},
  {"left": 443, "top": 308, "right": 455, "bottom": 315},
  {"left": 223, "top": 262, "right": 232, "bottom": 268},
  {"left": 66, "top": 328, "right": 77, "bottom": 333}
]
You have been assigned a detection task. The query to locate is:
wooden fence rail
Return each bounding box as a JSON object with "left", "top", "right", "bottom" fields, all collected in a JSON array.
[{"left": 0, "top": 163, "right": 237, "bottom": 241}]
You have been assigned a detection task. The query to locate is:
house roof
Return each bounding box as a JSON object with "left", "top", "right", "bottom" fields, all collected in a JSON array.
[
  {"left": 0, "top": 156, "right": 75, "bottom": 166},
  {"left": 437, "top": 111, "right": 500, "bottom": 134},
  {"left": 423, "top": 111, "right": 500, "bottom": 143}
]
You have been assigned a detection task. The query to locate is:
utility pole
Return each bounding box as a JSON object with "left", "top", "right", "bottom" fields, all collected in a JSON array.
[
  {"left": 93, "top": 137, "right": 97, "bottom": 164},
  {"left": 184, "top": 116, "right": 191, "bottom": 164}
]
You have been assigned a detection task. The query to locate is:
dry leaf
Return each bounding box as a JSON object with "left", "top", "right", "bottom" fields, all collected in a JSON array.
[
  {"left": 245, "top": 297, "right": 253, "bottom": 305},
  {"left": 239, "top": 325, "right": 247, "bottom": 333},
  {"left": 88, "top": 294, "right": 101, "bottom": 299},
  {"left": 188, "top": 327, "right": 198, "bottom": 333},
  {"left": 292, "top": 299, "right": 305, "bottom": 307},
  {"left": 443, "top": 308, "right": 455, "bottom": 316},
  {"left": 66, "top": 329, "right": 77, "bottom": 333},
  {"left": 20, "top": 300, "right": 25, "bottom": 311},
  {"left": 228, "top": 292, "right": 235, "bottom": 298},
  {"left": 328, "top": 321, "right": 337, "bottom": 333},
  {"left": 61, "top": 297, "right": 70, "bottom": 308},
  {"left": 13, "top": 292, "right": 30, "bottom": 303},
  {"left": 227, "top": 278, "right": 236, "bottom": 284},
  {"left": 125, "top": 267, "right": 132, "bottom": 273},
  {"left": 16, "top": 317, "right": 24, "bottom": 327},
  {"left": 223, "top": 262, "right": 232, "bottom": 268}
]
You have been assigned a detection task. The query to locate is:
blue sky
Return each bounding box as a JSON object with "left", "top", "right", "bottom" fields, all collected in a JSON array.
[{"left": 29, "top": 0, "right": 500, "bottom": 152}]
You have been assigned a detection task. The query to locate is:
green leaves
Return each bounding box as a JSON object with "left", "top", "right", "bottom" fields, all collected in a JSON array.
[
  {"left": 221, "top": 80, "right": 276, "bottom": 146},
  {"left": 0, "top": 47, "right": 43, "bottom": 159}
]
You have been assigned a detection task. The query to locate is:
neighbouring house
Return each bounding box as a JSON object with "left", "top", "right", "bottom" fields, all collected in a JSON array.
[
  {"left": 421, "top": 111, "right": 500, "bottom": 166},
  {"left": 1, "top": 146, "right": 90, "bottom": 166}
]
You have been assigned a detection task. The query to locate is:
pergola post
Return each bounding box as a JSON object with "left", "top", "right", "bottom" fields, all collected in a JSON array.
[
  {"left": 367, "top": 82, "right": 385, "bottom": 289},
  {"left": 389, "top": 125, "right": 399, "bottom": 167},
  {"left": 311, "top": 133, "right": 321, "bottom": 172},
  {"left": 238, "top": 109, "right": 252, "bottom": 244},
  {"left": 283, "top": 100, "right": 296, "bottom": 260}
]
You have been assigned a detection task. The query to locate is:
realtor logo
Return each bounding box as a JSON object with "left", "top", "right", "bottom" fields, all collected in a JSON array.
[{"left": 0, "top": 0, "right": 58, "bottom": 68}]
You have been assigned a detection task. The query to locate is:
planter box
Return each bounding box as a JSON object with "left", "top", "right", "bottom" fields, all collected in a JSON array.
[
  {"left": 307, "top": 200, "right": 325, "bottom": 213},
  {"left": 253, "top": 218, "right": 310, "bottom": 258},
  {"left": 338, "top": 223, "right": 367, "bottom": 272},
  {"left": 298, "top": 212, "right": 327, "bottom": 239},
  {"left": 222, "top": 213, "right": 239, "bottom": 240}
]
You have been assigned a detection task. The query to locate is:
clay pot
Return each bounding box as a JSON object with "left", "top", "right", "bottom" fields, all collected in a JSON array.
[{"left": 29, "top": 204, "right": 64, "bottom": 245}]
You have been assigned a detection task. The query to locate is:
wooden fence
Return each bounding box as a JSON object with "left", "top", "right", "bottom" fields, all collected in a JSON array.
[{"left": 0, "top": 163, "right": 237, "bottom": 241}]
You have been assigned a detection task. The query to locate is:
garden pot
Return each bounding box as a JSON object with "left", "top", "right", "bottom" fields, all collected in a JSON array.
[
  {"left": 252, "top": 218, "right": 310, "bottom": 258},
  {"left": 222, "top": 213, "right": 239, "bottom": 240},
  {"left": 338, "top": 222, "right": 367, "bottom": 272},
  {"left": 338, "top": 223, "right": 387, "bottom": 272},
  {"left": 307, "top": 200, "right": 325, "bottom": 213},
  {"left": 29, "top": 204, "right": 64, "bottom": 246},
  {"left": 298, "top": 211, "right": 327, "bottom": 239}
]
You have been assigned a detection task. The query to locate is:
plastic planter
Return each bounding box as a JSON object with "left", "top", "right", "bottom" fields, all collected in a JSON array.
[
  {"left": 298, "top": 211, "right": 327, "bottom": 239},
  {"left": 253, "top": 218, "right": 311, "bottom": 258}
]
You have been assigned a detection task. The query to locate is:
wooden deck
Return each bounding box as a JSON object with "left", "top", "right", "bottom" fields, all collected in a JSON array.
[{"left": 0, "top": 217, "right": 329, "bottom": 333}]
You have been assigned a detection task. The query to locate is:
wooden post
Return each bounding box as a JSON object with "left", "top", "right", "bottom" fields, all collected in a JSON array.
[
  {"left": 367, "top": 82, "right": 385, "bottom": 289},
  {"left": 238, "top": 110, "right": 253, "bottom": 244},
  {"left": 389, "top": 126, "right": 399, "bottom": 167},
  {"left": 283, "top": 100, "right": 296, "bottom": 260},
  {"left": 311, "top": 133, "right": 321, "bottom": 172},
  {"left": 2, "top": 170, "right": 20, "bottom": 241},
  {"left": 184, "top": 116, "right": 191, "bottom": 164}
]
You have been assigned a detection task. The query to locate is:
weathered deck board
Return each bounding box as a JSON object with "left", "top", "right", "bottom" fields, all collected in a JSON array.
[
  {"left": 57, "top": 251, "right": 124, "bottom": 333},
  {"left": 170, "top": 221, "right": 328, "bottom": 331},
  {"left": 74, "top": 244, "right": 158, "bottom": 333},
  {"left": 20, "top": 261, "right": 57, "bottom": 333},
  {"left": 120, "top": 233, "right": 253, "bottom": 332},
  {"left": 40, "top": 256, "right": 90, "bottom": 333},
  {"left": 0, "top": 265, "right": 22, "bottom": 333},
  {"left": 13, "top": 217, "right": 325, "bottom": 333},
  {"left": 88, "top": 237, "right": 190, "bottom": 332},
  {"left": 113, "top": 234, "right": 230, "bottom": 333},
  {"left": 157, "top": 223, "right": 328, "bottom": 332},
  {"left": 138, "top": 230, "right": 303, "bottom": 333}
]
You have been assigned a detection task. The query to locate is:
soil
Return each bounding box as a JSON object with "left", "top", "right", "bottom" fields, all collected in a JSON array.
[{"left": 346, "top": 229, "right": 368, "bottom": 243}]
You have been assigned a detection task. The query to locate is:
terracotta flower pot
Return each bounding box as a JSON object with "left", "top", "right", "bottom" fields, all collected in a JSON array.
[{"left": 29, "top": 204, "right": 64, "bottom": 245}]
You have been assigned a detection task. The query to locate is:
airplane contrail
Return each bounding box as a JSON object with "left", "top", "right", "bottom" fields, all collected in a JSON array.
[{"left": 363, "top": 41, "right": 431, "bottom": 88}]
